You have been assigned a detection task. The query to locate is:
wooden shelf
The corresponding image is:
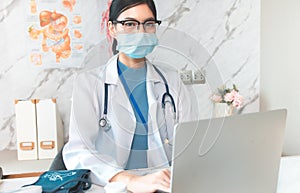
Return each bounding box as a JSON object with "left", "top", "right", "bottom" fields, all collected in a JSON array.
[{"left": 3, "top": 171, "right": 44, "bottom": 179}]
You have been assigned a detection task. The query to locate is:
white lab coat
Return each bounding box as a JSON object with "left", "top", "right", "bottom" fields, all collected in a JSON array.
[{"left": 63, "top": 54, "right": 198, "bottom": 186}]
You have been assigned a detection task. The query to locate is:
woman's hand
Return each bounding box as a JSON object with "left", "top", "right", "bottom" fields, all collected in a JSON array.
[{"left": 110, "top": 168, "right": 171, "bottom": 193}]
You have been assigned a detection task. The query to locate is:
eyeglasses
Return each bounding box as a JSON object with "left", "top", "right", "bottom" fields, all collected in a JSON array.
[{"left": 112, "top": 19, "right": 162, "bottom": 33}]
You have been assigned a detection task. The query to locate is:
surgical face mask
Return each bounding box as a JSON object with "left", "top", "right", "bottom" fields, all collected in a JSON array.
[{"left": 116, "top": 33, "right": 158, "bottom": 59}]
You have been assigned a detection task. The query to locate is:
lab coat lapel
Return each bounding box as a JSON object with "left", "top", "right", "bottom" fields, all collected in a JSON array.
[
  {"left": 105, "top": 55, "right": 135, "bottom": 124},
  {"left": 105, "top": 55, "right": 136, "bottom": 166},
  {"left": 146, "top": 62, "right": 170, "bottom": 168},
  {"left": 146, "top": 62, "right": 161, "bottom": 136}
]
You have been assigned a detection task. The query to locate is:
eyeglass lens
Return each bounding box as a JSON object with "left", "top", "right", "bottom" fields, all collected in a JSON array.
[{"left": 120, "top": 20, "right": 159, "bottom": 33}]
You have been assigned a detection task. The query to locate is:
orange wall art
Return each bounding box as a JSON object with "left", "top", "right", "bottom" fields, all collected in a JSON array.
[{"left": 27, "top": 0, "right": 84, "bottom": 68}]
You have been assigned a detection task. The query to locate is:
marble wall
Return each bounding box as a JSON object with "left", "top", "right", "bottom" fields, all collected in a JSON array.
[{"left": 0, "top": 0, "right": 260, "bottom": 150}]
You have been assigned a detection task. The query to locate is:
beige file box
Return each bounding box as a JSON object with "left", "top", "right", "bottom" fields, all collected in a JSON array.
[
  {"left": 36, "top": 99, "right": 63, "bottom": 159},
  {"left": 15, "top": 99, "right": 38, "bottom": 160}
]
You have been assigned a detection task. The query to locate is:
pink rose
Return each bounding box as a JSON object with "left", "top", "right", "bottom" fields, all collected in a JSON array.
[
  {"left": 224, "top": 90, "right": 238, "bottom": 102},
  {"left": 232, "top": 93, "right": 244, "bottom": 108},
  {"left": 211, "top": 94, "right": 222, "bottom": 103}
]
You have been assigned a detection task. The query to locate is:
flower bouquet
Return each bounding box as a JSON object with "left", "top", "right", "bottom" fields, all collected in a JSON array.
[{"left": 211, "top": 84, "right": 244, "bottom": 117}]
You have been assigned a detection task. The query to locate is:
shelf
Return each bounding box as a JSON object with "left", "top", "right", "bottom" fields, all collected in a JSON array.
[{"left": 0, "top": 150, "right": 53, "bottom": 176}]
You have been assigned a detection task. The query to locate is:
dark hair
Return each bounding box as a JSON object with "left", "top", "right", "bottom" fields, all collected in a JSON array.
[
  {"left": 109, "top": 0, "right": 158, "bottom": 54},
  {"left": 109, "top": 0, "right": 157, "bottom": 22}
]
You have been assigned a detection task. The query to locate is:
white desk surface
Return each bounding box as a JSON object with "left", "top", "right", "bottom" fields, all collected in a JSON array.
[
  {"left": 1, "top": 156, "right": 300, "bottom": 193},
  {"left": 0, "top": 150, "right": 53, "bottom": 175},
  {"left": 277, "top": 156, "right": 300, "bottom": 193},
  {"left": 0, "top": 177, "right": 105, "bottom": 193}
]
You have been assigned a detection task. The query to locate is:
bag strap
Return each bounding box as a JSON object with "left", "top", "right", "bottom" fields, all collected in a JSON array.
[{"left": 43, "top": 177, "right": 92, "bottom": 193}]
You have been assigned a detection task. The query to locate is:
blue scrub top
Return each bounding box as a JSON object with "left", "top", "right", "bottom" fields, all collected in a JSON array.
[{"left": 117, "top": 60, "right": 148, "bottom": 169}]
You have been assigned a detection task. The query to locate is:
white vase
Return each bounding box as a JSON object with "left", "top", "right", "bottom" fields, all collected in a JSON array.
[{"left": 213, "top": 103, "right": 234, "bottom": 118}]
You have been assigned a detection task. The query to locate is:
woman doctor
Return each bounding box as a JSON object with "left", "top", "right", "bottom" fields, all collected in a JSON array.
[{"left": 63, "top": 0, "right": 198, "bottom": 192}]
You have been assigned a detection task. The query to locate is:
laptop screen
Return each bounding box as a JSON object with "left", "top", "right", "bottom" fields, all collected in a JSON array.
[{"left": 170, "top": 109, "right": 287, "bottom": 193}]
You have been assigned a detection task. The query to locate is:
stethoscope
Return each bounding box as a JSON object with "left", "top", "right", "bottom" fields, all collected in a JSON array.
[{"left": 99, "top": 65, "right": 176, "bottom": 133}]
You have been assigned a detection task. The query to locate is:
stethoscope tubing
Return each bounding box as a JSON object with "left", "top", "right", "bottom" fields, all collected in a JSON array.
[
  {"left": 99, "top": 64, "right": 176, "bottom": 130},
  {"left": 152, "top": 65, "right": 176, "bottom": 114}
]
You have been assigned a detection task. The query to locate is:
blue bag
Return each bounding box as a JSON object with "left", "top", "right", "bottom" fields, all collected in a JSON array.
[{"left": 24, "top": 169, "right": 92, "bottom": 193}]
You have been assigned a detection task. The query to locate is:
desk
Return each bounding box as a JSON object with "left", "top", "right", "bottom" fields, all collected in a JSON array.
[
  {"left": 0, "top": 177, "right": 105, "bottom": 193},
  {"left": 277, "top": 156, "right": 300, "bottom": 193},
  {"left": 0, "top": 150, "right": 53, "bottom": 176},
  {"left": 1, "top": 156, "right": 300, "bottom": 193}
]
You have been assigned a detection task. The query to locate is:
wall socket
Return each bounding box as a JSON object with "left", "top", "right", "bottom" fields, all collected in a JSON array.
[
  {"left": 193, "top": 70, "right": 206, "bottom": 84},
  {"left": 180, "top": 70, "right": 193, "bottom": 84},
  {"left": 180, "top": 70, "right": 205, "bottom": 85}
]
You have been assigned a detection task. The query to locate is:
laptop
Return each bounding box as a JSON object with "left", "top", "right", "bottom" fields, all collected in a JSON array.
[{"left": 170, "top": 109, "right": 287, "bottom": 193}]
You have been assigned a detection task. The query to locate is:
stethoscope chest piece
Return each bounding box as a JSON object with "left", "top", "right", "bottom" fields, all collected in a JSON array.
[{"left": 99, "top": 116, "right": 111, "bottom": 131}]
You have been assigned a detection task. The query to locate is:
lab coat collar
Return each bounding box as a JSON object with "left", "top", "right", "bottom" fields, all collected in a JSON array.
[{"left": 104, "top": 54, "right": 162, "bottom": 85}]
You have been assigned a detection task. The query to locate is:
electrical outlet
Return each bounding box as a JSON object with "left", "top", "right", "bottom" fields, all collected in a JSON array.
[
  {"left": 180, "top": 70, "right": 193, "bottom": 84},
  {"left": 193, "top": 70, "right": 205, "bottom": 84}
]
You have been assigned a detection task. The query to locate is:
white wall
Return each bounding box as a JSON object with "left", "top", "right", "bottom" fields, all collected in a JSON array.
[
  {"left": 0, "top": 0, "right": 260, "bottom": 150},
  {"left": 261, "top": 0, "right": 300, "bottom": 155}
]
